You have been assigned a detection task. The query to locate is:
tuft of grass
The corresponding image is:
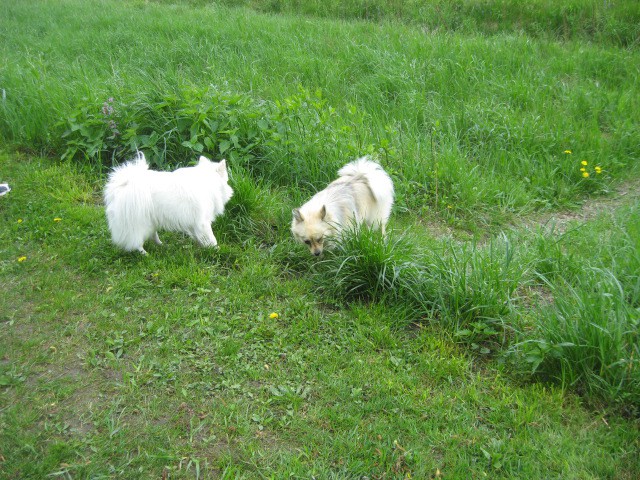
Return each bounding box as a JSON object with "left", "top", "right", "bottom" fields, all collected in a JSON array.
[
  {"left": 312, "top": 227, "right": 523, "bottom": 350},
  {"left": 311, "top": 226, "right": 423, "bottom": 307},
  {"left": 423, "top": 235, "right": 523, "bottom": 348},
  {"left": 214, "top": 169, "right": 289, "bottom": 247},
  {"left": 511, "top": 269, "right": 640, "bottom": 413}
]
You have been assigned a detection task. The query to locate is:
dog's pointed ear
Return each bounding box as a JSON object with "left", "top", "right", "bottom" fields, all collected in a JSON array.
[
  {"left": 320, "top": 205, "right": 327, "bottom": 220},
  {"left": 292, "top": 208, "right": 304, "bottom": 223},
  {"left": 198, "top": 155, "right": 209, "bottom": 165},
  {"left": 216, "top": 159, "right": 229, "bottom": 180}
]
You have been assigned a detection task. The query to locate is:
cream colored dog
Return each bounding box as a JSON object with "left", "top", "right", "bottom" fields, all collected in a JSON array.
[{"left": 291, "top": 157, "right": 394, "bottom": 256}]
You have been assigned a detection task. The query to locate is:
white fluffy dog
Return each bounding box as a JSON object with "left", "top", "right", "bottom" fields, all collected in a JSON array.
[
  {"left": 104, "top": 152, "right": 233, "bottom": 254},
  {"left": 291, "top": 157, "right": 394, "bottom": 256}
]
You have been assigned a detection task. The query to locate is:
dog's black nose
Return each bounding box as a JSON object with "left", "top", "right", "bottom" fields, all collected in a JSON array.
[{"left": 313, "top": 251, "right": 321, "bottom": 256}]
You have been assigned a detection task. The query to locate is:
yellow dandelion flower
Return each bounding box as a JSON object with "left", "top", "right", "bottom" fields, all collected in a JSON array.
[
  {"left": 581, "top": 160, "right": 588, "bottom": 166},
  {"left": 269, "top": 312, "right": 279, "bottom": 319},
  {"left": 580, "top": 167, "right": 586, "bottom": 172},
  {"left": 582, "top": 171, "right": 590, "bottom": 178},
  {"left": 564, "top": 150, "right": 572, "bottom": 154},
  {"left": 18, "top": 256, "right": 27, "bottom": 262},
  {"left": 595, "top": 166, "right": 602, "bottom": 174},
  {"left": 17, "top": 219, "right": 23, "bottom": 223},
  {"left": 53, "top": 217, "right": 62, "bottom": 222}
]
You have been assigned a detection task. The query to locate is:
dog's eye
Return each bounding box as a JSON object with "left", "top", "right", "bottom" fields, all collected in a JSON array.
[
  {"left": 316, "top": 238, "right": 323, "bottom": 243},
  {"left": 304, "top": 240, "right": 311, "bottom": 245}
]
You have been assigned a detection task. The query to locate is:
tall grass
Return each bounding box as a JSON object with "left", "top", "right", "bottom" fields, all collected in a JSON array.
[
  {"left": 1, "top": 0, "right": 639, "bottom": 228},
  {"left": 507, "top": 205, "right": 640, "bottom": 411},
  {"left": 312, "top": 205, "right": 640, "bottom": 408},
  {"left": 310, "top": 227, "right": 424, "bottom": 306},
  {"left": 423, "top": 235, "right": 521, "bottom": 346},
  {"left": 312, "top": 228, "right": 523, "bottom": 349},
  {"left": 208, "top": 0, "right": 640, "bottom": 46},
  {"left": 514, "top": 270, "right": 639, "bottom": 412}
]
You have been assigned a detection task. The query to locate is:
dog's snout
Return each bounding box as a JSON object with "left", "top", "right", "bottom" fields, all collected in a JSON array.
[{"left": 313, "top": 250, "right": 322, "bottom": 256}]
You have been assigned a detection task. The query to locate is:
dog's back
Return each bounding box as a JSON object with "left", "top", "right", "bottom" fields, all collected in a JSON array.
[
  {"left": 336, "top": 157, "right": 394, "bottom": 231},
  {"left": 337, "top": 157, "right": 394, "bottom": 204}
]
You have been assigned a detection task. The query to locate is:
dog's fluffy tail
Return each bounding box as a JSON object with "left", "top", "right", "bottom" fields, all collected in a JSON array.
[
  {"left": 338, "top": 156, "right": 394, "bottom": 203},
  {"left": 104, "top": 152, "right": 153, "bottom": 251},
  {"left": 105, "top": 151, "right": 148, "bottom": 189}
]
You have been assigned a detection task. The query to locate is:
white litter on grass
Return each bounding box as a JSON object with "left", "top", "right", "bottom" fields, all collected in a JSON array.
[{"left": 0, "top": 183, "right": 11, "bottom": 196}]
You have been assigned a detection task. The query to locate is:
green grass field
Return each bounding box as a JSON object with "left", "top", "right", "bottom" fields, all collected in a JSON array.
[{"left": 1, "top": 0, "right": 639, "bottom": 478}]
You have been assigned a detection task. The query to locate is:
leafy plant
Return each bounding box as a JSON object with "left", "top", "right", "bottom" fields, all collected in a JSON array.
[{"left": 57, "top": 87, "right": 279, "bottom": 168}]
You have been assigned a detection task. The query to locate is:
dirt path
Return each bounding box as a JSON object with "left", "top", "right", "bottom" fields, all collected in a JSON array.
[
  {"left": 417, "top": 178, "right": 640, "bottom": 243},
  {"left": 521, "top": 178, "right": 640, "bottom": 236}
]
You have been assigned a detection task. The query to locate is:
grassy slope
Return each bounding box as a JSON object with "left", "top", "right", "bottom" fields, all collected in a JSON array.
[{"left": 1, "top": 0, "right": 639, "bottom": 477}]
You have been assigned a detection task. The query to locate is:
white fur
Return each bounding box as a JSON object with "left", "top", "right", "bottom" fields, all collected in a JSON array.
[
  {"left": 291, "top": 156, "right": 394, "bottom": 255},
  {"left": 104, "top": 152, "right": 233, "bottom": 254}
]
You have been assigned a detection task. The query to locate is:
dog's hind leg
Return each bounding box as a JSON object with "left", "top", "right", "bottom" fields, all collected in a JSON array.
[
  {"left": 124, "top": 233, "right": 147, "bottom": 255},
  {"left": 136, "top": 234, "right": 149, "bottom": 255},
  {"left": 152, "top": 232, "right": 162, "bottom": 245}
]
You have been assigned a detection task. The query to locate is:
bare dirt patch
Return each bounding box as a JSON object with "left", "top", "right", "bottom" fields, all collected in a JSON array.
[{"left": 520, "top": 178, "right": 640, "bottom": 236}]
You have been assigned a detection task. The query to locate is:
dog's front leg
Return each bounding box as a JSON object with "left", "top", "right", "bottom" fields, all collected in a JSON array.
[{"left": 194, "top": 223, "right": 218, "bottom": 248}]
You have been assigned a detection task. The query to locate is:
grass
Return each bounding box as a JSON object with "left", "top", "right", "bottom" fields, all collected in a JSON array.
[
  {"left": 2, "top": 0, "right": 639, "bottom": 229},
  {"left": 507, "top": 205, "right": 640, "bottom": 412},
  {"left": 1, "top": 0, "right": 640, "bottom": 477},
  {"left": 2, "top": 150, "right": 639, "bottom": 477},
  {"left": 208, "top": 0, "right": 640, "bottom": 46}
]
